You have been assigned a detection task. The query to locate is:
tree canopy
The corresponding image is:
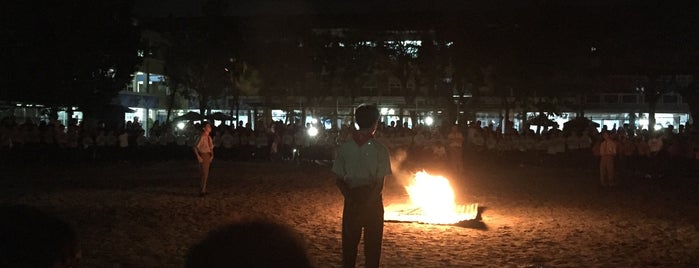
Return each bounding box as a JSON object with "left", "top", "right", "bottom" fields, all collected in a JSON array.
[{"left": 2, "top": 0, "right": 141, "bottom": 115}]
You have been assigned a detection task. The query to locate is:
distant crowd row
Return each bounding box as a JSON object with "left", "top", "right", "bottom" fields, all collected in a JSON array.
[{"left": 2, "top": 117, "right": 699, "bottom": 165}]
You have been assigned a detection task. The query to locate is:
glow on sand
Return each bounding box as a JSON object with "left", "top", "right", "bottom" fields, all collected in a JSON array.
[{"left": 385, "top": 171, "right": 478, "bottom": 224}]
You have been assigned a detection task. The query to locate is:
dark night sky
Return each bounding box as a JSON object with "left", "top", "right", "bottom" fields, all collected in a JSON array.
[{"left": 134, "top": 0, "right": 650, "bottom": 18}]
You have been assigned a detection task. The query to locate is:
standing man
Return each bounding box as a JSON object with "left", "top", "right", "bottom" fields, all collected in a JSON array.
[
  {"left": 193, "top": 122, "right": 214, "bottom": 197},
  {"left": 447, "top": 125, "right": 464, "bottom": 174},
  {"left": 599, "top": 131, "right": 617, "bottom": 187},
  {"left": 332, "top": 104, "right": 391, "bottom": 268}
]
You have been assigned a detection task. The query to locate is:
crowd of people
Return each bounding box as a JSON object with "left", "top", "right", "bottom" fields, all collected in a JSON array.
[
  {"left": 375, "top": 119, "right": 699, "bottom": 183},
  {"left": 0, "top": 114, "right": 460, "bottom": 167},
  {"left": 2, "top": 115, "right": 698, "bottom": 181},
  {"left": 0, "top": 116, "right": 339, "bottom": 166},
  {"left": 462, "top": 121, "right": 699, "bottom": 179}
]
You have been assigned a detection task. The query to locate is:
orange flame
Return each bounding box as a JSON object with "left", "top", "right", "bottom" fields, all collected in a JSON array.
[{"left": 385, "top": 171, "right": 478, "bottom": 224}]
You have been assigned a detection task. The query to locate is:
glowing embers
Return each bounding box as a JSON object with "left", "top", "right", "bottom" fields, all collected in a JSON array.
[{"left": 385, "top": 171, "right": 478, "bottom": 224}]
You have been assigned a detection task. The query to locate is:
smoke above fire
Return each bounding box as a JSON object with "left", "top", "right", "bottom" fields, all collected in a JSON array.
[{"left": 389, "top": 148, "right": 412, "bottom": 187}]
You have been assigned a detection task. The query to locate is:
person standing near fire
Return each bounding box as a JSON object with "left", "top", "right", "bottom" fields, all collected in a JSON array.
[
  {"left": 447, "top": 125, "right": 464, "bottom": 174},
  {"left": 599, "top": 131, "right": 617, "bottom": 187},
  {"left": 332, "top": 104, "right": 392, "bottom": 268},
  {"left": 193, "top": 122, "right": 214, "bottom": 197}
]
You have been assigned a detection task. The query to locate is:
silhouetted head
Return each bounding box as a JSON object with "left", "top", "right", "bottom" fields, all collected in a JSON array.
[
  {"left": 0, "top": 205, "right": 79, "bottom": 268},
  {"left": 355, "top": 104, "right": 379, "bottom": 130},
  {"left": 186, "top": 219, "right": 313, "bottom": 268}
]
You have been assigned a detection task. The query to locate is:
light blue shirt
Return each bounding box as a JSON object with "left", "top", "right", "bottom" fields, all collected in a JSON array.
[{"left": 332, "top": 138, "right": 392, "bottom": 188}]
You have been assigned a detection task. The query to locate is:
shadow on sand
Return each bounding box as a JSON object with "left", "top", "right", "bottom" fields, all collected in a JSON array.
[{"left": 452, "top": 206, "right": 488, "bottom": 230}]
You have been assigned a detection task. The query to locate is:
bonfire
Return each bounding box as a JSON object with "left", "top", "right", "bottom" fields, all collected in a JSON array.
[{"left": 385, "top": 171, "right": 478, "bottom": 224}]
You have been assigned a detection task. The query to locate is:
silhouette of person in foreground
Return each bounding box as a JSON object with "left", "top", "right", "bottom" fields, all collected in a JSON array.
[
  {"left": 185, "top": 219, "right": 314, "bottom": 268},
  {"left": 0, "top": 204, "right": 80, "bottom": 268},
  {"left": 332, "top": 104, "right": 392, "bottom": 268}
]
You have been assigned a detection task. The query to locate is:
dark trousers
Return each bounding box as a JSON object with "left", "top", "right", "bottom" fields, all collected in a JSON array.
[{"left": 342, "top": 186, "right": 384, "bottom": 268}]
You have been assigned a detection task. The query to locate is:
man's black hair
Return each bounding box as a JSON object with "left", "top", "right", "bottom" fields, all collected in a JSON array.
[
  {"left": 186, "top": 219, "right": 313, "bottom": 268},
  {"left": 355, "top": 104, "right": 380, "bottom": 129},
  {"left": 0, "top": 205, "right": 78, "bottom": 267}
]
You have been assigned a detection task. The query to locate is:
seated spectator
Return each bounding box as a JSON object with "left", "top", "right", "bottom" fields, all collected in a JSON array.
[{"left": 185, "top": 218, "right": 314, "bottom": 268}]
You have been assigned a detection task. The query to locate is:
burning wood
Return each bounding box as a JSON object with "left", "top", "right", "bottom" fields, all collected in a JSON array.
[{"left": 385, "top": 171, "right": 478, "bottom": 224}]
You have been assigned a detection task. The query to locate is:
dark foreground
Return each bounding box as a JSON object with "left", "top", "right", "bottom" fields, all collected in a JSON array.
[{"left": 1, "top": 160, "right": 697, "bottom": 267}]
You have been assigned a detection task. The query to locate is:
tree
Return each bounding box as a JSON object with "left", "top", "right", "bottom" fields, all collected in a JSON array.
[
  {"left": 678, "top": 79, "right": 699, "bottom": 126},
  {"left": 414, "top": 35, "right": 452, "bottom": 127},
  {"left": 375, "top": 39, "right": 420, "bottom": 124},
  {"left": 162, "top": 0, "right": 239, "bottom": 123},
  {"left": 448, "top": 29, "right": 487, "bottom": 126},
  {"left": 164, "top": 18, "right": 231, "bottom": 120},
  {"left": 303, "top": 32, "right": 381, "bottom": 128},
  {"left": 337, "top": 39, "right": 375, "bottom": 109},
  {"left": 591, "top": 3, "right": 699, "bottom": 133},
  {"left": 226, "top": 60, "right": 261, "bottom": 124},
  {"left": 3, "top": 0, "right": 140, "bottom": 121}
]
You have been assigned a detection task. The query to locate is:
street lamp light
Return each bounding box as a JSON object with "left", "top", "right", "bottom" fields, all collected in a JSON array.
[
  {"left": 307, "top": 126, "right": 318, "bottom": 137},
  {"left": 425, "top": 116, "right": 434, "bottom": 126}
]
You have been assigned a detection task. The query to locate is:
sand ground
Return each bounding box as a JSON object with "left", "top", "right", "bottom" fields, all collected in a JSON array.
[{"left": 1, "top": 159, "right": 697, "bottom": 267}]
